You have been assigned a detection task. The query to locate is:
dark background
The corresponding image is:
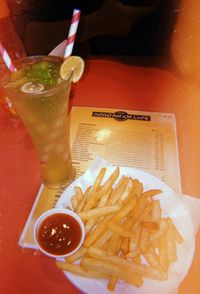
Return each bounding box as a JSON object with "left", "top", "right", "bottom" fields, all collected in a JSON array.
[{"left": 7, "top": 0, "right": 180, "bottom": 57}]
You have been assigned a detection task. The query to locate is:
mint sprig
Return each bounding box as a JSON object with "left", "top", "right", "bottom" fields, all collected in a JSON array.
[{"left": 26, "top": 61, "right": 59, "bottom": 86}]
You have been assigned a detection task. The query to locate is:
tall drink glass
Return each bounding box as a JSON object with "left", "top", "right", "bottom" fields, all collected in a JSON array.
[{"left": 1, "top": 55, "right": 75, "bottom": 189}]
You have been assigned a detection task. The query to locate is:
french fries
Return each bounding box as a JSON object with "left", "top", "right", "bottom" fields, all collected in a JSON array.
[
  {"left": 87, "top": 246, "right": 168, "bottom": 281},
  {"left": 56, "top": 261, "right": 109, "bottom": 279},
  {"left": 56, "top": 167, "right": 184, "bottom": 292},
  {"left": 79, "top": 205, "right": 121, "bottom": 221},
  {"left": 81, "top": 256, "right": 144, "bottom": 286}
]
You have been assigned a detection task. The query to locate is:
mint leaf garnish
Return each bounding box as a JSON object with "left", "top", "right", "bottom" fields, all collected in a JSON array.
[{"left": 26, "top": 61, "right": 59, "bottom": 86}]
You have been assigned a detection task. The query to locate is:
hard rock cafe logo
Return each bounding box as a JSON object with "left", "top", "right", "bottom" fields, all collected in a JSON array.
[{"left": 92, "top": 111, "right": 151, "bottom": 122}]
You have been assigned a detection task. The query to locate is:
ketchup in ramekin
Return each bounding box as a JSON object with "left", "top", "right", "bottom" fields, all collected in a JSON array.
[{"left": 34, "top": 208, "right": 85, "bottom": 258}]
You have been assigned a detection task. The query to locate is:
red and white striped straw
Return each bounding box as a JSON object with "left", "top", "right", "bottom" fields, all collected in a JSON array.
[
  {"left": 0, "top": 40, "right": 16, "bottom": 72},
  {"left": 64, "top": 9, "right": 81, "bottom": 58}
]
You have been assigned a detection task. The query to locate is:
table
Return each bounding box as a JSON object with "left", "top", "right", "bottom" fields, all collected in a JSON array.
[{"left": 0, "top": 58, "right": 200, "bottom": 294}]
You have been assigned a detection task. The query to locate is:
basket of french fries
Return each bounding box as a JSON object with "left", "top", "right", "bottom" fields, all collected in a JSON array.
[{"left": 55, "top": 157, "right": 200, "bottom": 294}]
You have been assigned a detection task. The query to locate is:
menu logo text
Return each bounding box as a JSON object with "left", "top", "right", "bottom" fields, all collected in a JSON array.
[{"left": 92, "top": 111, "right": 151, "bottom": 122}]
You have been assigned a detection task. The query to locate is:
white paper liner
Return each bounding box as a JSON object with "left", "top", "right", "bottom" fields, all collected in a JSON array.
[{"left": 56, "top": 156, "right": 200, "bottom": 294}]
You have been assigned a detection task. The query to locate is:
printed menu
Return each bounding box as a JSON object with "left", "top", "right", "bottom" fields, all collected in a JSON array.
[{"left": 19, "top": 106, "right": 181, "bottom": 249}]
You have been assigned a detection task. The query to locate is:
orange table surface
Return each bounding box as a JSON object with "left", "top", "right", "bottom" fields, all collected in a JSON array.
[{"left": 0, "top": 58, "right": 200, "bottom": 294}]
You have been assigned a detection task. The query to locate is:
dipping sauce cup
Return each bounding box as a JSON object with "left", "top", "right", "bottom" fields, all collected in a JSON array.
[{"left": 34, "top": 208, "right": 85, "bottom": 258}]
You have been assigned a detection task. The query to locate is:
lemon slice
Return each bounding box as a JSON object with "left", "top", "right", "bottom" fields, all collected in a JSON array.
[{"left": 60, "top": 56, "right": 84, "bottom": 83}]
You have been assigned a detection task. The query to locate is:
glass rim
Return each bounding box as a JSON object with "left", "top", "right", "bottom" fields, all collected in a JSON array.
[{"left": 1, "top": 55, "right": 72, "bottom": 96}]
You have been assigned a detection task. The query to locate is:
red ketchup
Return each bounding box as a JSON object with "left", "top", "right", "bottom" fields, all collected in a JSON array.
[{"left": 37, "top": 213, "right": 82, "bottom": 256}]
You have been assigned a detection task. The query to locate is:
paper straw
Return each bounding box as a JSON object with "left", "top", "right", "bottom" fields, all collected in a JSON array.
[
  {"left": 0, "top": 41, "right": 16, "bottom": 72},
  {"left": 64, "top": 9, "right": 81, "bottom": 58},
  {"left": 0, "top": 41, "right": 16, "bottom": 112}
]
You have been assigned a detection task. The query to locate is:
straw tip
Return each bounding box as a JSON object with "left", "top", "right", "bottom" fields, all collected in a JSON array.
[{"left": 73, "top": 8, "right": 81, "bottom": 14}]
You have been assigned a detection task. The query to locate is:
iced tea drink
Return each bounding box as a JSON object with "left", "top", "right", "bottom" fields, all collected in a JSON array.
[{"left": 1, "top": 55, "right": 75, "bottom": 188}]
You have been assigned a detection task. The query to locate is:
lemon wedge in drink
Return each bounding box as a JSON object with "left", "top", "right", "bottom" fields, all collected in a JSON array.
[{"left": 60, "top": 56, "right": 84, "bottom": 83}]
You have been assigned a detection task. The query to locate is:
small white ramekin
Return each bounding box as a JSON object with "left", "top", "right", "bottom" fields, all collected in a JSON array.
[{"left": 34, "top": 208, "right": 85, "bottom": 258}]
